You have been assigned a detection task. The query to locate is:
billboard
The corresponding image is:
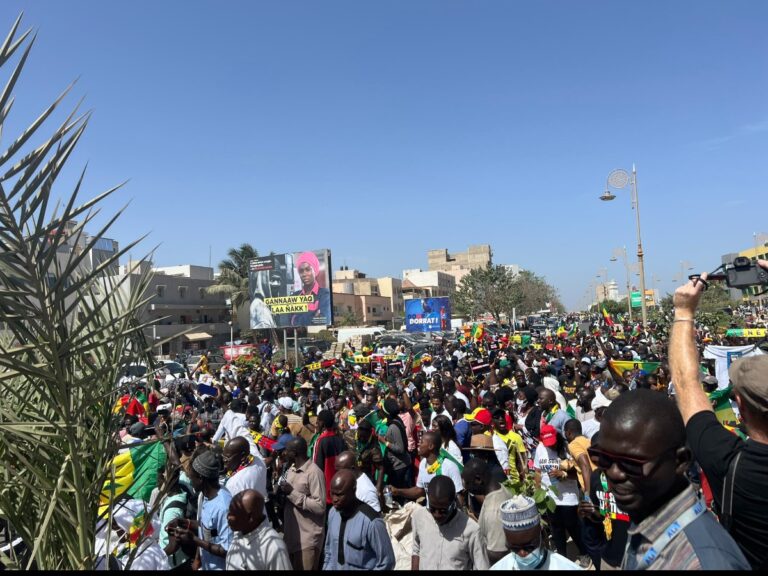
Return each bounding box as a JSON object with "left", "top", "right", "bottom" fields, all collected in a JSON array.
[
  {"left": 249, "top": 249, "right": 333, "bottom": 328},
  {"left": 404, "top": 297, "right": 451, "bottom": 333}
]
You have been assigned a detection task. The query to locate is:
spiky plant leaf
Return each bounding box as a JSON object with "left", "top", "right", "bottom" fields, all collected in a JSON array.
[{"left": 0, "top": 14, "right": 154, "bottom": 570}]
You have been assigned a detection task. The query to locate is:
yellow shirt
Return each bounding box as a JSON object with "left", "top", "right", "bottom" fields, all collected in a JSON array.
[
  {"left": 568, "top": 435, "right": 597, "bottom": 492},
  {"left": 494, "top": 430, "right": 526, "bottom": 482}
]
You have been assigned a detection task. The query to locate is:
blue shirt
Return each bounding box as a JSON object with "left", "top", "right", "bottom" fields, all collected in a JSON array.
[
  {"left": 323, "top": 501, "right": 395, "bottom": 570},
  {"left": 454, "top": 419, "right": 472, "bottom": 452},
  {"left": 199, "top": 488, "right": 233, "bottom": 571}
]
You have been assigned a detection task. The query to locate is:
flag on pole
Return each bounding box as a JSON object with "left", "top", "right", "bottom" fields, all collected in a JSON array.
[
  {"left": 556, "top": 324, "right": 567, "bottom": 339},
  {"left": 567, "top": 323, "right": 577, "bottom": 338},
  {"left": 411, "top": 352, "right": 424, "bottom": 373},
  {"left": 471, "top": 323, "right": 484, "bottom": 341},
  {"left": 601, "top": 306, "right": 614, "bottom": 327}
]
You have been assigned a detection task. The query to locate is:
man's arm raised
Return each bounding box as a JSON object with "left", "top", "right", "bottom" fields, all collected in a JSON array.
[{"left": 669, "top": 272, "right": 713, "bottom": 424}]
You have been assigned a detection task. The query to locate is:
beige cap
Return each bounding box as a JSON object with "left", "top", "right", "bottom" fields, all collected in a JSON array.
[{"left": 730, "top": 355, "right": 768, "bottom": 414}]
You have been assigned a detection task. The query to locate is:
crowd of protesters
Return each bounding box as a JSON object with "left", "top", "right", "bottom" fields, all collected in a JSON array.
[{"left": 103, "top": 262, "right": 768, "bottom": 571}]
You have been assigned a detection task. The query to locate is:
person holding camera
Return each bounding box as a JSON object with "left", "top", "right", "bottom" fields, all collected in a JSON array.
[{"left": 670, "top": 259, "right": 768, "bottom": 569}]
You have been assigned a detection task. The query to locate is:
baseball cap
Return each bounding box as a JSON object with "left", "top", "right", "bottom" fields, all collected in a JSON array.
[
  {"left": 729, "top": 355, "right": 768, "bottom": 414},
  {"left": 580, "top": 356, "right": 592, "bottom": 364},
  {"left": 540, "top": 424, "right": 557, "bottom": 447},
  {"left": 465, "top": 407, "right": 492, "bottom": 426}
]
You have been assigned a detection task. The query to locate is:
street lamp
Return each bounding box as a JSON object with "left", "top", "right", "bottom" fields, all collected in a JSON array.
[
  {"left": 610, "top": 246, "right": 632, "bottom": 321},
  {"left": 227, "top": 320, "right": 234, "bottom": 362},
  {"left": 599, "top": 165, "right": 648, "bottom": 327}
]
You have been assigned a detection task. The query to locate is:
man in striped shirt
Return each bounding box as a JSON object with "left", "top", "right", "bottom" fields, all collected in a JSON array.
[{"left": 597, "top": 390, "right": 749, "bottom": 570}]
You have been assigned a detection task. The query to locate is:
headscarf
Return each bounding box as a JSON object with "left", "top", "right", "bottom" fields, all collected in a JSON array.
[{"left": 296, "top": 251, "right": 320, "bottom": 278}]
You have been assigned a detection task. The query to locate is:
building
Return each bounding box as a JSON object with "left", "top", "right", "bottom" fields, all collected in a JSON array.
[
  {"left": 401, "top": 269, "right": 456, "bottom": 299},
  {"left": 332, "top": 267, "right": 402, "bottom": 326},
  {"left": 51, "top": 219, "right": 120, "bottom": 275},
  {"left": 112, "top": 261, "right": 232, "bottom": 357},
  {"left": 595, "top": 280, "right": 620, "bottom": 303},
  {"left": 427, "top": 244, "right": 492, "bottom": 284},
  {"left": 722, "top": 238, "right": 768, "bottom": 303}
]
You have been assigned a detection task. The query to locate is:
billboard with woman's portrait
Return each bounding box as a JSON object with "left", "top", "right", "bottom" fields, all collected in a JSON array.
[{"left": 249, "top": 249, "right": 333, "bottom": 328}]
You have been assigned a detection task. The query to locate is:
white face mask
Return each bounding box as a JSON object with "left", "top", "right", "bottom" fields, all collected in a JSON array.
[{"left": 515, "top": 398, "right": 525, "bottom": 408}]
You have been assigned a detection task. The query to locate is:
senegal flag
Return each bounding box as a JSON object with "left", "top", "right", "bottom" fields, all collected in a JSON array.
[
  {"left": 601, "top": 306, "right": 614, "bottom": 327},
  {"left": 100, "top": 441, "right": 167, "bottom": 515},
  {"left": 472, "top": 323, "right": 484, "bottom": 341},
  {"left": 609, "top": 360, "right": 660, "bottom": 374},
  {"left": 411, "top": 352, "right": 423, "bottom": 373},
  {"left": 556, "top": 324, "right": 567, "bottom": 339},
  {"left": 709, "top": 387, "right": 738, "bottom": 427},
  {"left": 567, "top": 323, "right": 577, "bottom": 338}
]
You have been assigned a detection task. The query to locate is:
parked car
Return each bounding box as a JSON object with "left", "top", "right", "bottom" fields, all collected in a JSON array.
[
  {"left": 158, "top": 360, "right": 189, "bottom": 379},
  {"left": 187, "top": 352, "right": 228, "bottom": 374}
]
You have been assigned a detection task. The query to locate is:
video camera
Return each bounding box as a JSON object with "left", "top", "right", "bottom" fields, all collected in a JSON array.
[{"left": 692, "top": 257, "right": 768, "bottom": 289}]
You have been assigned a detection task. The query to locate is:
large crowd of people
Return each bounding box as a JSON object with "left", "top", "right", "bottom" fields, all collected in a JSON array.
[{"left": 101, "top": 263, "right": 768, "bottom": 571}]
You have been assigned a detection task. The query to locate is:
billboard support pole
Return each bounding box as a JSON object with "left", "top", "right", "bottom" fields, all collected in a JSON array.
[
  {"left": 294, "top": 328, "right": 299, "bottom": 367},
  {"left": 283, "top": 329, "right": 288, "bottom": 365}
]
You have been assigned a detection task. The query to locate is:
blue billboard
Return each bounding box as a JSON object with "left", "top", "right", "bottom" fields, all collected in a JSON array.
[{"left": 404, "top": 297, "right": 451, "bottom": 333}]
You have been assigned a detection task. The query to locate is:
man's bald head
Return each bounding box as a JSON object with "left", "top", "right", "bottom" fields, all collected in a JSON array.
[
  {"left": 335, "top": 451, "right": 357, "bottom": 472},
  {"left": 223, "top": 436, "right": 251, "bottom": 473},
  {"left": 428, "top": 475, "right": 456, "bottom": 502},
  {"left": 227, "top": 489, "right": 265, "bottom": 533},
  {"left": 602, "top": 389, "right": 685, "bottom": 449},
  {"left": 330, "top": 469, "right": 358, "bottom": 512}
]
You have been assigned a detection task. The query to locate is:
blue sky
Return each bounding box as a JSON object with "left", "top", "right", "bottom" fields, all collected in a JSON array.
[{"left": 3, "top": 1, "right": 767, "bottom": 311}]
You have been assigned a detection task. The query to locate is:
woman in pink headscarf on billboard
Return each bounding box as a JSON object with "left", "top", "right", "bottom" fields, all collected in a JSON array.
[{"left": 290, "top": 251, "right": 332, "bottom": 327}]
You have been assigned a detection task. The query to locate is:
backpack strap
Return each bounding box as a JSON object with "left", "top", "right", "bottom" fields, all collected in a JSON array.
[{"left": 719, "top": 450, "right": 742, "bottom": 532}]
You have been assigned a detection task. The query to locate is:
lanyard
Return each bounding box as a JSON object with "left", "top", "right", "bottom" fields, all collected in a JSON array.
[{"left": 635, "top": 498, "right": 707, "bottom": 569}]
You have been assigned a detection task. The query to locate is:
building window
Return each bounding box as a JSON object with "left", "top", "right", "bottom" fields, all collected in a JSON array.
[
  {"left": 367, "top": 306, "right": 371, "bottom": 313},
  {"left": 156, "top": 285, "right": 166, "bottom": 298},
  {"left": 199, "top": 287, "right": 206, "bottom": 299},
  {"left": 347, "top": 306, "right": 353, "bottom": 312},
  {"left": 179, "top": 286, "right": 187, "bottom": 299}
]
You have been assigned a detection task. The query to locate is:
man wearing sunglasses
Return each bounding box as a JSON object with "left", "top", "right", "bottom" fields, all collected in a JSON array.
[
  {"left": 411, "top": 475, "right": 489, "bottom": 571},
  {"left": 597, "top": 389, "right": 748, "bottom": 570},
  {"left": 671, "top": 264, "right": 768, "bottom": 569},
  {"left": 489, "top": 495, "right": 581, "bottom": 571}
]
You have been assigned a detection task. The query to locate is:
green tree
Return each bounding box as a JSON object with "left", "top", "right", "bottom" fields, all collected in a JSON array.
[
  {"left": 206, "top": 243, "right": 260, "bottom": 310},
  {"left": 0, "top": 16, "right": 153, "bottom": 569},
  {"left": 601, "top": 299, "right": 627, "bottom": 315},
  {"left": 452, "top": 266, "right": 564, "bottom": 321},
  {"left": 452, "top": 265, "right": 517, "bottom": 322}
]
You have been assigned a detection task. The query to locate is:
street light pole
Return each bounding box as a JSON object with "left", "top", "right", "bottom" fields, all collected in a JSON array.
[
  {"left": 611, "top": 246, "right": 632, "bottom": 321},
  {"left": 228, "top": 321, "right": 234, "bottom": 362},
  {"left": 600, "top": 165, "right": 648, "bottom": 327}
]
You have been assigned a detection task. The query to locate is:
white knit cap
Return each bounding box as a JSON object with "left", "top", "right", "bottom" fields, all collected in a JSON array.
[{"left": 500, "top": 496, "right": 540, "bottom": 531}]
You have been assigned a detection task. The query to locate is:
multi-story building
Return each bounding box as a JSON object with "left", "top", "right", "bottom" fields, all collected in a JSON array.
[
  {"left": 51, "top": 219, "right": 120, "bottom": 275},
  {"left": 595, "top": 280, "right": 620, "bottom": 303},
  {"left": 401, "top": 269, "right": 456, "bottom": 299},
  {"left": 427, "top": 244, "right": 493, "bottom": 285},
  {"left": 112, "top": 261, "right": 232, "bottom": 356},
  {"left": 332, "top": 267, "right": 401, "bottom": 326}
]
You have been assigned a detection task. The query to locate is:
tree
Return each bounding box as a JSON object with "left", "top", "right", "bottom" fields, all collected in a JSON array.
[
  {"left": 601, "top": 299, "right": 627, "bottom": 315},
  {"left": 452, "top": 266, "right": 564, "bottom": 321},
  {"left": 206, "top": 243, "right": 260, "bottom": 311},
  {"left": 452, "top": 265, "right": 517, "bottom": 322},
  {"left": 0, "top": 15, "right": 153, "bottom": 569}
]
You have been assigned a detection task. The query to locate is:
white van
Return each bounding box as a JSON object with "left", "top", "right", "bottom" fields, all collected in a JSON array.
[{"left": 335, "top": 326, "right": 386, "bottom": 344}]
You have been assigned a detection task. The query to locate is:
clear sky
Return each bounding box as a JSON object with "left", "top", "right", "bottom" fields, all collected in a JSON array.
[{"left": 3, "top": 1, "right": 767, "bottom": 311}]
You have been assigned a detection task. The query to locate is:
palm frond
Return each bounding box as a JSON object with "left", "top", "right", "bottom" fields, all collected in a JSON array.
[{"left": 0, "top": 15, "right": 154, "bottom": 570}]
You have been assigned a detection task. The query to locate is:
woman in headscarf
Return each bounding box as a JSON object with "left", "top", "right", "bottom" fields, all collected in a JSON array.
[{"left": 288, "top": 251, "right": 331, "bottom": 327}]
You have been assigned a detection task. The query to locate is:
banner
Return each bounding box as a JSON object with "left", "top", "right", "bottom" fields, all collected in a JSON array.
[
  {"left": 704, "top": 345, "right": 765, "bottom": 390},
  {"left": 249, "top": 249, "right": 333, "bottom": 328},
  {"left": 609, "top": 360, "right": 660, "bottom": 374},
  {"left": 725, "top": 328, "right": 766, "bottom": 338},
  {"left": 404, "top": 297, "right": 451, "bottom": 333}
]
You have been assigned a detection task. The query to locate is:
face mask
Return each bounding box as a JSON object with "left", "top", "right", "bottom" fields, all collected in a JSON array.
[
  {"left": 515, "top": 547, "right": 544, "bottom": 569},
  {"left": 515, "top": 399, "right": 525, "bottom": 408}
]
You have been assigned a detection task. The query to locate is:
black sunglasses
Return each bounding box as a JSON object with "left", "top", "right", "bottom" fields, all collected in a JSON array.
[{"left": 587, "top": 446, "right": 676, "bottom": 478}]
